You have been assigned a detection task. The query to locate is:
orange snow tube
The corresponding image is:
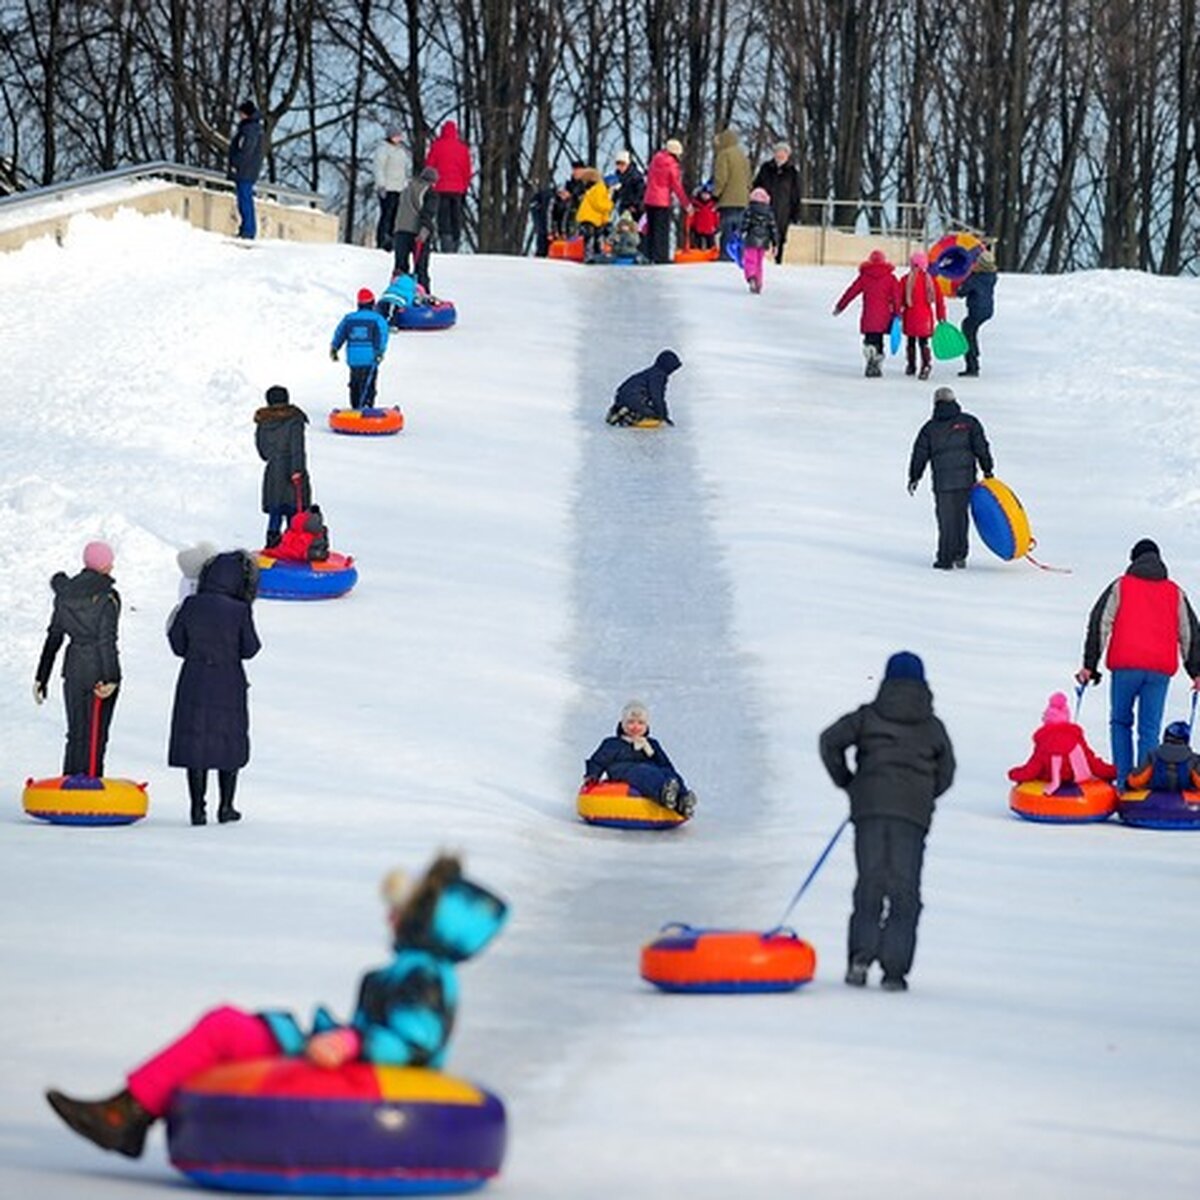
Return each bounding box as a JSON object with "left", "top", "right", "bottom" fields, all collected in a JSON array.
[
  {"left": 640, "top": 925, "right": 816, "bottom": 993},
  {"left": 328, "top": 407, "right": 404, "bottom": 435},
  {"left": 1009, "top": 779, "right": 1116, "bottom": 824}
]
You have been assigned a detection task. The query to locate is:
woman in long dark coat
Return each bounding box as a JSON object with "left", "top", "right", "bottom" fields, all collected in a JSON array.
[{"left": 167, "top": 551, "right": 261, "bottom": 825}]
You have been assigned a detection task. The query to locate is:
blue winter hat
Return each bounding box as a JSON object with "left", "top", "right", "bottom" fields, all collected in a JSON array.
[
  {"left": 884, "top": 651, "right": 925, "bottom": 682},
  {"left": 1165, "top": 721, "right": 1191, "bottom": 744}
]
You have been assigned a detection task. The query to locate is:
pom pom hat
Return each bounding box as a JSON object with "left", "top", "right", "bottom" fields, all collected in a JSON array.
[
  {"left": 1042, "top": 692, "right": 1071, "bottom": 725},
  {"left": 83, "top": 541, "right": 114, "bottom": 572}
]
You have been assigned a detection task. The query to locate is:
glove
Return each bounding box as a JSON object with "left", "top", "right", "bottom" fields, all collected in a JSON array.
[
  {"left": 305, "top": 1028, "right": 359, "bottom": 1070},
  {"left": 907, "top": 480, "right": 919, "bottom": 496},
  {"left": 1075, "top": 668, "right": 1101, "bottom": 686},
  {"left": 33, "top": 680, "right": 46, "bottom": 706},
  {"left": 329, "top": 348, "right": 339, "bottom": 362}
]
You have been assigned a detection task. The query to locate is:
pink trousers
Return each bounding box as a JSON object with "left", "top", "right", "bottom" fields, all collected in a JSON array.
[
  {"left": 742, "top": 246, "right": 766, "bottom": 288},
  {"left": 126, "top": 1005, "right": 276, "bottom": 1116}
]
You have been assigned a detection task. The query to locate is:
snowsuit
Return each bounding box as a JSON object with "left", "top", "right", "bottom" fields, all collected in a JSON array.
[
  {"left": 1126, "top": 741, "right": 1200, "bottom": 792},
  {"left": 689, "top": 193, "right": 720, "bottom": 248},
  {"left": 956, "top": 264, "right": 997, "bottom": 375},
  {"left": 424, "top": 121, "right": 472, "bottom": 252},
  {"left": 377, "top": 274, "right": 420, "bottom": 326},
  {"left": 35, "top": 568, "right": 122, "bottom": 776},
  {"left": 263, "top": 508, "right": 330, "bottom": 563},
  {"left": 606, "top": 350, "right": 682, "bottom": 425},
  {"left": 739, "top": 200, "right": 777, "bottom": 291},
  {"left": 1081, "top": 549, "right": 1200, "bottom": 784},
  {"left": 1007, "top": 723, "right": 1115, "bottom": 789},
  {"left": 643, "top": 150, "right": 690, "bottom": 264},
  {"left": 227, "top": 112, "right": 264, "bottom": 239},
  {"left": 834, "top": 256, "right": 899, "bottom": 363},
  {"left": 819, "top": 677, "right": 955, "bottom": 983},
  {"left": 372, "top": 139, "right": 411, "bottom": 251},
  {"left": 392, "top": 176, "right": 439, "bottom": 289},
  {"left": 575, "top": 173, "right": 614, "bottom": 259},
  {"left": 611, "top": 163, "right": 645, "bottom": 217},
  {"left": 610, "top": 216, "right": 642, "bottom": 260},
  {"left": 900, "top": 266, "right": 945, "bottom": 376},
  {"left": 122, "top": 863, "right": 507, "bottom": 1118},
  {"left": 254, "top": 398, "right": 310, "bottom": 543},
  {"left": 752, "top": 157, "right": 801, "bottom": 263},
  {"left": 712, "top": 130, "right": 751, "bottom": 251},
  {"left": 168, "top": 551, "right": 261, "bottom": 820},
  {"left": 331, "top": 302, "right": 390, "bottom": 409},
  {"left": 585, "top": 724, "right": 690, "bottom": 805},
  {"left": 908, "top": 397, "right": 993, "bottom": 568}
]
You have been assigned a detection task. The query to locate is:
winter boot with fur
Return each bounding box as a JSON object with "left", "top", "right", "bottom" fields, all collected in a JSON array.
[
  {"left": 659, "top": 777, "right": 682, "bottom": 811},
  {"left": 45, "top": 1087, "right": 155, "bottom": 1158},
  {"left": 864, "top": 345, "right": 883, "bottom": 378}
]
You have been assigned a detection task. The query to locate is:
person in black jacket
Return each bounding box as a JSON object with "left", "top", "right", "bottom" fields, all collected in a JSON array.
[
  {"left": 752, "top": 143, "right": 801, "bottom": 264},
  {"left": 610, "top": 150, "right": 645, "bottom": 218},
  {"left": 955, "top": 249, "right": 998, "bottom": 377},
  {"left": 168, "top": 551, "right": 262, "bottom": 825},
  {"left": 227, "top": 100, "right": 264, "bottom": 239},
  {"left": 584, "top": 700, "right": 697, "bottom": 817},
  {"left": 605, "top": 350, "right": 682, "bottom": 426},
  {"left": 34, "top": 542, "right": 122, "bottom": 776},
  {"left": 819, "top": 651, "right": 955, "bottom": 991},
  {"left": 254, "top": 385, "right": 310, "bottom": 548},
  {"left": 907, "top": 387, "right": 994, "bottom": 569}
]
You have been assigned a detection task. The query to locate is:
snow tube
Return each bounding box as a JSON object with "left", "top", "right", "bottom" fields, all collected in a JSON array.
[
  {"left": 23, "top": 774, "right": 148, "bottom": 826},
  {"left": 329, "top": 407, "right": 405, "bottom": 435},
  {"left": 391, "top": 301, "right": 457, "bottom": 331},
  {"left": 1009, "top": 779, "right": 1116, "bottom": 824},
  {"left": 640, "top": 924, "right": 816, "bottom": 994},
  {"left": 931, "top": 319, "right": 969, "bottom": 360},
  {"left": 167, "top": 1059, "right": 506, "bottom": 1195},
  {"left": 1117, "top": 789, "right": 1200, "bottom": 830},
  {"left": 970, "top": 478, "right": 1033, "bottom": 562},
  {"left": 576, "top": 781, "right": 687, "bottom": 830},
  {"left": 548, "top": 237, "right": 585, "bottom": 262},
  {"left": 927, "top": 231, "right": 983, "bottom": 295},
  {"left": 256, "top": 552, "right": 358, "bottom": 601},
  {"left": 673, "top": 245, "right": 719, "bottom": 264}
]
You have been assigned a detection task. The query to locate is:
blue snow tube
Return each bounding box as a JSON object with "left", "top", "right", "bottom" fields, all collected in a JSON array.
[
  {"left": 256, "top": 553, "right": 358, "bottom": 600},
  {"left": 969, "top": 478, "right": 1033, "bottom": 561},
  {"left": 391, "top": 301, "right": 457, "bottom": 331}
]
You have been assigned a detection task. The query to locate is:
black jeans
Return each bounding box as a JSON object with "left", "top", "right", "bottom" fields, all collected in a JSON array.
[
  {"left": 63, "top": 683, "right": 117, "bottom": 776},
  {"left": 375, "top": 191, "right": 399, "bottom": 251},
  {"left": 848, "top": 816, "right": 928, "bottom": 980},
  {"left": 348, "top": 365, "right": 378, "bottom": 409},
  {"left": 934, "top": 488, "right": 971, "bottom": 566},
  {"left": 645, "top": 206, "right": 671, "bottom": 263},
  {"left": 962, "top": 313, "right": 988, "bottom": 372},
  {"left": 392, "top": 231, "right": 432, "bottom": 289},
  {"left": 437, "top": 193, "right": 464, "bottom": 252}
]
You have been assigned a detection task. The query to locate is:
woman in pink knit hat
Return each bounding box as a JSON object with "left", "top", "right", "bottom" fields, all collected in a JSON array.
[
  {"left": 33, "top": 541, "right": 121, "bottom": 776},
  {"left": 1008, "top": 692, "right": 1115, "bottom": 792}
]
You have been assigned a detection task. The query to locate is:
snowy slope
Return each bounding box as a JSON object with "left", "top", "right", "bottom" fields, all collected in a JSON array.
[{"left": 1, "top": 210, "right": 1198, "bottom": 1198}]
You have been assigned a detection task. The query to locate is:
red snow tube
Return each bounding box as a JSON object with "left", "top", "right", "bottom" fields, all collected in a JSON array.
[
  {"left": 1009, "top": 779, "right": 1116, "bottom": 824},
  {"left": 640, "top": 924, "right": 816, "bottom": 993}
]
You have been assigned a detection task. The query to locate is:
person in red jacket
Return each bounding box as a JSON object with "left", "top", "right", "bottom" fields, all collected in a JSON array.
[
  {"left": 260, "top": 507, "right": 329, "bottom": 564},
  {"left": 643, "top": 138, "right": 692, "bottom": 264},
  {"left": 1008, "top": 692, "right": 1115, "bottom": 793},
  {"left": 688, "top": 184, "right": 719, "bottom": 249},
  {"left": 899, "top": 252, "right": 945, "bottom": 380},
  {"left": 833, "top": 249, "right": 899, "bottom": 377},
  {"left": 1077, "top": 538, "right": 1200, "bottom": 786},
  {"left": 423, "top": 120, "right": 472, "bottom": 253}
]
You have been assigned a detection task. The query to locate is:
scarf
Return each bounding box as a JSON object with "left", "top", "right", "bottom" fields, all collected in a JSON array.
[{"left": 622, "top": 734, "right": 654, "bottom": 757}]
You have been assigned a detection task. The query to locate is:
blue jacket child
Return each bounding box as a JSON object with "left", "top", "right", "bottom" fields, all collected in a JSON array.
[
  {"left": 605, "top": 350, "right": 682, "bottom": 426},
  {"left": 585, "top": 700, "right": 697, "bottom": 817},
  {"left": 331, "top": 288, "right": 391, "bottom": 409}
]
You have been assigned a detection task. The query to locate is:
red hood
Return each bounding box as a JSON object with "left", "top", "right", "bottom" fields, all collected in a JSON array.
[
  {"left": 859, "top": 258, "right": 894, "bottom": 276},
  {"left": 438, "top": 121, "right": 458, "bottom": 140}
]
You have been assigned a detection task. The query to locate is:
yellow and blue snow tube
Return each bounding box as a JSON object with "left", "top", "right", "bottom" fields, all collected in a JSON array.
[{"left": 970, "top": 477, "right": 1032, "bottom": 562}]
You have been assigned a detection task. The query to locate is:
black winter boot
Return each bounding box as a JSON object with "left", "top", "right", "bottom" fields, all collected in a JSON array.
[
  {"left": 46, "top": 1087, "right": 155, "bottom": 1158},
  {"left": 264, "top": 530, "right": 282, "bottom": 549},
  {"left": 217, "top": 800, "right": 242, "bottom": 823},
  {"left": 190, "top": 799, "right": 206, "bottom": 825}
]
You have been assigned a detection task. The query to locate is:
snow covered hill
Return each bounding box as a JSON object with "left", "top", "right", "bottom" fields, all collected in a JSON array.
[{"left": 1, "top": 209, "right": 1198, "bottom": 1198}]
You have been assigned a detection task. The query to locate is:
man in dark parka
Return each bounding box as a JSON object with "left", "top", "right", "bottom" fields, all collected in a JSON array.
[
  {"left": 34, "top": 541, "right": 122, "bottom": 776},
  {"left": 227, "top": 100, "right": 264, "bottom": 239},
  {"left": 605, "top": 350, "right": 682, "bottom": 426},
  {"left": 254, "top": 385, "right": 310, "bottom": 548},
  {"left": 819, "top": 651, "right": 955, "bottom": 991},
  {"left": 752, "top": 142, "right": 802, "bottom": 264},
  {"left": 168, "top": 550, "right": 261, "bottom": 825},
  {"left": 907, "top": 386, "right": 994, "bottom": 569}
]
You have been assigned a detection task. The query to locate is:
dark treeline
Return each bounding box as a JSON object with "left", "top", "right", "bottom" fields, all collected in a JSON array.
[{"left": 2, "top": 0, "right": 1197, "bottom": 272}]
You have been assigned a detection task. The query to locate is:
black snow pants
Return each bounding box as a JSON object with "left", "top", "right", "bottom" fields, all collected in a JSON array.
[
  {"left": 848, "top": 816, "right": 928, "bottom": 981},
  {"left": 64, "top": 683, "right": 117, "bottom": 776},
  {"left": 934, "top": 487, "right": 972, "bottom": 567}
]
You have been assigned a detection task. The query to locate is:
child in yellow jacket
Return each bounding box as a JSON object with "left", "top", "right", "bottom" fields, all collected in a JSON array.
[{"left": 575, "top": 168, "right": 614, "bottom": 261}]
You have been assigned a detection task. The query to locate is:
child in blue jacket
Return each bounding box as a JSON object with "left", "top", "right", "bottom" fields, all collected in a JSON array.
[
  {"left": 330, "top": 287, "right": 390, "bottom": 409},
  {"left": 45, "top": 855, "right": 507, "bottom": 1159},
  {"left": 585, "top": 700, "right": 697, "bottom": 816},
  {"left": 605, "top": 350, "right": 682, "bottom": 426}
]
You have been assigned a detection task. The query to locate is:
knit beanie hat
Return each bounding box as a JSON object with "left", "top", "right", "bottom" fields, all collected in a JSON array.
[
  {"left": 357, "top": 287, "right": 375, "bottom": 305},
  {"left": 1165, "top": 721, "right": 1192, "bottom": 745},
  {"left": 910, "top": 251, "right": 928, "bottom": 269},
  {"left": 265, "top": 384, "right": 289, "bottom": 406},
  {"left": 749, "top": 187, "right": 770, "bottom": 203},
  {"left": 1042, "top": 692, "right": 1070, "bottom": 725},
  {"left": 419, "top": 166, "right": 438, "bottom": 183},
  {"left": 1129, "top": 538, "right": 1159, "bottom": 562},
  {"left": 664, "top": 138, "right": 683, "bottom": 157},
  {"left": 177, "top": 540, "right": 218, "bottom": 581},
  {"left": 933, "top": 386, "right": 957, "bottom": 404},
  {"left": 884, "top": 651, "right": 925, "bottom": 682},
  {"left": 238, "top": 100, "right": 257, "bottom": 117},
  {"left": 614, "top": 149, "right": 631, "bottom": 164},
  {"left": 83, "top": 540, "right": 114, "bottom": 572},
  {"left": 621, "top": 699, "right": 650, "bottom": 724}
]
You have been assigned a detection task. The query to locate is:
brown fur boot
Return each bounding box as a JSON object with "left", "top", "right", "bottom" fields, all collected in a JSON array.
[{"left": 45, "top": 1087, "right": 155, "bottom": 1157}]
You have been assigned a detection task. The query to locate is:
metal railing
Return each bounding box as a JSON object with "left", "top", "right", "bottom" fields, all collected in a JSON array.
[{"left": 0, "top": 160, "right": 326, "bottom": 214}]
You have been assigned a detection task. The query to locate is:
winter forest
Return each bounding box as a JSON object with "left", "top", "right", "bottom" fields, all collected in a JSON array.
[{"left": 2, "top": 1, "right": 1200, "bottom": 269}]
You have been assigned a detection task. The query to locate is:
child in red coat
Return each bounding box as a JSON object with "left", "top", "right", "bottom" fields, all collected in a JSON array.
[
  {"left": 1008, "top": 692, "right": 1116, "bottom": 793},
  {"left": 689, "top": 185, "right": 720, "bottom": 249},
  {"left": 260, "top": 506, "right": 330, "bottom": 563},
  {"left": 833, "top": 249, "right": 899, "bottom": 377},
  {"left": 899, "top": 252, "right": 946, "bottom": 380}
]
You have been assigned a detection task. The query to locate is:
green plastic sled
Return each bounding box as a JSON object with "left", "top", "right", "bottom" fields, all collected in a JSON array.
[{"left": 931, "top": 320, "right": 969, "bottom": 360}]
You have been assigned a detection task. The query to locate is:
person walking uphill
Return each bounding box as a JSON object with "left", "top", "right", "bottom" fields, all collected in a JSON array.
[
  {"left": 1076, "top": 539, "right": 1200, "bottom": 787},
  {"left": 423, "top": 120, "right": 472, "bottom": 253},
  {"left": 899, "top": 252, "right": 945, "bottom": 379},
  {"left": 643, "top": 139, "right": 691, "bottom": 264},
  {"left": 712, "top": 128, "right": 751, "bottom": 253},
  {"left": 955, "top": 247, "right": 998, "bottom": 377},
  {"left": 372, "top": 128, "right": 410, "bottom": 252},
  {"left": 168, "top": 550, "right": 261, "bottom": 826},
  {"left": 907, "top": 387, "right": 994, "bottom": 570},
  {"left": 833, "top": 249, "right": 899, "bottom": 377},
  {"left": 331, "top": 290, "right": 390, "bottom": 410},
  {"left": 254, "top": 385, "right": 310, "bottom": 548},
  {"left": 819, "top": 651, "right": 955, "bottom": 992},
  {"left": 227, "top": 100, "right": 264, "bottom": 240},
  {"left": 34, "top": 542, "right": 121, "bottom": 777}
]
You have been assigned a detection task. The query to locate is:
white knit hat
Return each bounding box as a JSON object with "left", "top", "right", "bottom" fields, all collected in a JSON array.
[
  {"left": 620, "top": 699, "right": 650, "bottom": 723},
  {"left": 614, "top": 149, "right": 631, "bottom": 164},
  {"left": 664, "top": 138, "right": 683, "bottom": 157}
]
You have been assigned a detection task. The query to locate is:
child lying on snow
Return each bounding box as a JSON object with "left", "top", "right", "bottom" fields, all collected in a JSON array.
[
  {"left": 1007, "top": 691, "right": 1115, "bottom": 791},
  {"left": 584, "top": 700, "right": 698, "bottom": 817},
  {"left": 45, "top": 855, "right": 507, "bottom": 1159}
]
